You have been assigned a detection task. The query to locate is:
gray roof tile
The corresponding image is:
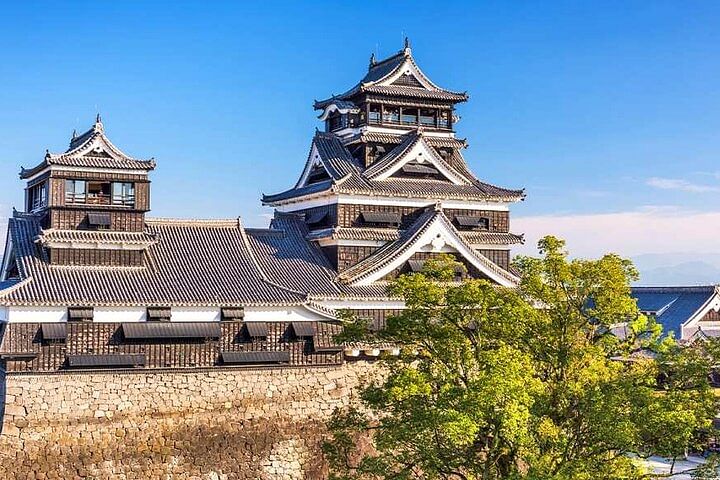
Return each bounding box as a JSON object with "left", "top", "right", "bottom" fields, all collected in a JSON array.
[
  {"left": 20, "top": 120, "right": 155, "bottom": 179},
  {"left": 0, "top": 215, "right": 305, "bottom": 307},
  {"left": 314, "top": 48, "right": 467, "bottom": 109},
  {"left": 631, "top": 286, "right": 718, "bottom": 336},
  {"left": 263, "top": 131, "right": 524, "bottom": 205}
]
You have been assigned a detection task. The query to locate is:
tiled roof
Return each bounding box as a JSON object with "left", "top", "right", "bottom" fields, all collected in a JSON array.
[
  {"left": 322, "top": 283, "right": 397, "bottom": 301},
  {"left": 631, "top": 286, "right": 719, "bottom": 336},
  {"left": 263, "top": 179, "right": 334, "bottom": 203},
  {"left": 345, "top": 132, "right": 468, "bottom": 149},
  {"left": 263, "top": 132, "right": 524, "bottom": 205},
  {"left": 363, "top": 131, "right": 470, "bottom": 182},
  {"left": 306, "top": 227, "right": 523, "bottom": 246},
  {"left": 360, "top": 85, "right": 467, "bottom": 101},
  {"left": 311, "top": 131, "right": 363, "bottom": 179},
  {"left": 314, "top": 47, "right": 467, "bottom": 109},
  {"left": 460, "top": 232, "right": 524, "bottom": 245},
  {"left": 337, "top": 177, "right": 524, "bottom": 202},
  {"left": 307, "top": 227, "right": 401, "bottom": 242},
  {"left": 245, "top": 213, "right": 341, "bottom": 297},
  {"left": 37, "top": 229, "right": 158, "bottom": 247},
  {"left": 0, "top": 214, "right": 306, "bottom": 307},
  {"left": 19, "top": 119, "right": 155, "bottom": 179},
  {"left": 337, "top": 207, "right": 519, "bottom": 286}
]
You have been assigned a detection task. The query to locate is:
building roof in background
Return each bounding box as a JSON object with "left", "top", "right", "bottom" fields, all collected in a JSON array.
[{"left": 631, "top": 286, "right": 719, "bottom": 337}]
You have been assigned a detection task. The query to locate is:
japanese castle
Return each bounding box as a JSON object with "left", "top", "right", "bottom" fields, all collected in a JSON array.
[{"left": 1, "top": 41, "right": 713, "bottom": 372}]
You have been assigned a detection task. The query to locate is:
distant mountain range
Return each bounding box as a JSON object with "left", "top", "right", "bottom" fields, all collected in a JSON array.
[{"left": 632, "top": 253, "right": 720, "bottom": 286}]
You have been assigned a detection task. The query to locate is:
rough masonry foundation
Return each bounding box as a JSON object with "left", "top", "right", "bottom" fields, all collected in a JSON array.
[{"left": 0, "top": 362, "right": 375, "bottom": 479}]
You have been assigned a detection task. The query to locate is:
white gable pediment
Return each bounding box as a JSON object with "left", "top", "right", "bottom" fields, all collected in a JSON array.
[
  {"left": 370, "top": 137, "right": 470, "bottom": 185},
  {"left": 377, "top": 57, "right": 437, "bottom": 91},
  {"left": 353, "top": 213, "right": 518, "bottom": 287},
  {"left": 296, "top": 143, "right": 333, "bottom": 188},
  {"left": 683, "top": 290, "right": 720, "bottom": 336}
]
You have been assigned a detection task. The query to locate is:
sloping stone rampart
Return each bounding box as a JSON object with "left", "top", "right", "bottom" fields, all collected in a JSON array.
[{"left": 0, "top": 363, "right": 373, "bottom": 479}]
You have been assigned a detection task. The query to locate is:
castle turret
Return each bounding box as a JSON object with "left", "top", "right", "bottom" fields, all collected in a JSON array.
[{"left": 18, "top": 116, "right": 157, "bottom": 266}]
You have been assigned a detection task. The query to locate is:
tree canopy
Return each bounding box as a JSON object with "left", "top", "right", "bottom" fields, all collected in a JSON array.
[{"left": 324, "top": 236, "right": 720, "bottom": 480}]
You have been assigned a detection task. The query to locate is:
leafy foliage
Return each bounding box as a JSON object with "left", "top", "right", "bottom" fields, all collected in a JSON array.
[{"left": 324, "top": 237, "right": 720, "bottom": 479}]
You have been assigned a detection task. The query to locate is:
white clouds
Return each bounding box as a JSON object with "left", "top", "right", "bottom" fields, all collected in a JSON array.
[
  {"left": 646, "top": 177, "right": 720, "bottom": 193},
  {"left": 513, "top": 207, "right": 720, "bottom": 258}
]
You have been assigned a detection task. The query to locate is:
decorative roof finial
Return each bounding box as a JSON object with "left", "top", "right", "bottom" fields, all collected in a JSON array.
[
  {"left": 94, "top": 113, "right": 104, "bottom": 133},
  {"left": 404, "top": 37, "right": 411, "bottom": 52},
  {"left": 369, "top": 52, "right": 376, "bottom": 69},
  {"left": 71, "top": 129, "right": 77, "bottom": 140}
]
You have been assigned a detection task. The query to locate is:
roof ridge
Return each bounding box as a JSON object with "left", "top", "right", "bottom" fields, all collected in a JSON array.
[
  {"left": 236, "top": 216, "right": 310, "bottom": 299},
  {"left": 632, "top": 285, "right": 717, "bottom": 292},
  {"left": 369, "top": 49, "right": 407, "bottom": 70},
  {"left": 145, "top": 217, "right": 242, "bottom": 227}
]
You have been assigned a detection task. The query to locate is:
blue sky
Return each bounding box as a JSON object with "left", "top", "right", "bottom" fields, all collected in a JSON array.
[{"left": 0, "top": 1, "right": 718, "bottom": 259}]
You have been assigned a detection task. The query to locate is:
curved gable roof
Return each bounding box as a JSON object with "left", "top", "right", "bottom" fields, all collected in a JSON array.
[
  {"left": 20, "top": 117, "right": 156, "bottom": 179},
  {"left": 314, "top": 44, "right": 467, "bottom": 109}
]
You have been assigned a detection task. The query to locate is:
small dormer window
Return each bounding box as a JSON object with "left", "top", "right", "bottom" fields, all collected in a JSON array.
[
  {"left": 307, "top": 165, "right": 331, "bottom": 185},
  {"left": 87, "top": 181, "right": 111, "bottom": 205},
  {"left": 28, "top": 181, "right": 47, "bottom": 212},
  {"left": 360, "top": 211, "right": 401, "bottom": 227},
  {"left": 327, "top": 113, "right": 346, "bottom": 131},
  {"left": 438, "top": 111, "right": 450, "bottom": 129},
  {"left": 65, "top": 180, "right": 86, "bottom": 204},
  {"left": 112, "top": 182, "right": 135, "bottom": 207},
  {"left": 454, "top": 215, "right": 490, "bottom": 231},
  {"left": 383, "top": 106, "right": 400, "bottom": 124},
  {"left": 369, "top": 104, "right": 381, "bottom": 124}
]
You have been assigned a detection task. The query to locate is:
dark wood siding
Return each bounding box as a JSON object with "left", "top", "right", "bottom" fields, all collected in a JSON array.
[
  {"left": 51, "top": 170, "right": 149, "bottom": 182},
  {"left": 0, "top": 321, "right": 343, "bottom": 372},
  {"left": 134, "top": 181, "right": 150, "bottom": 211},
  {"left": 49, "top": 249, "right": 145, "bottom": 267},
  {"left": 337, "top": 245, "right": 381, "bottom": 272},
  {"left": 49, "top": 209, "right": 145, "bottom": 232},
  {"left": 49, "top": 177, "right": 65, "bottom": 207},
  {"left": 348, "top": 309, "right": 404, "bottom": 330},
  {"left": 337, "top": 204, "right": 509, "bottom": 232},
  {"left": 478, "top": 249, "right": 510, "bottom": 271},
  {"left": 289, "top": 204, "right": 338, "bottom": 230}
]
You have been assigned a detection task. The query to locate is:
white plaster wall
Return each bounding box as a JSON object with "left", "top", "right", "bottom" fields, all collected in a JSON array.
[
  {"left": 170, "top": 307, "right": 221, "bottom": 322},
  {"left": 94, "top": 307, "right": 146, "bottom": 323},
  {"left": 317, "top": 300, "right": 405, "bottom": 310},
  {"left": 244, "top": 306, "right": 327, "bottom": 322},
  {"left": 7, "top": 306, "right": 67, "bottom": 323}
]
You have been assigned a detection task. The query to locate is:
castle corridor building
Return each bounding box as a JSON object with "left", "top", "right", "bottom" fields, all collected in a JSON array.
[{"left": 0, "top": 42, "right": 524, "bottom": 372}]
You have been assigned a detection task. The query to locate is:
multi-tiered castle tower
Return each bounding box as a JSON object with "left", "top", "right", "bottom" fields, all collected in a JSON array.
[{"left": 264, "top": 40, "right": 524, "bottom": 288}]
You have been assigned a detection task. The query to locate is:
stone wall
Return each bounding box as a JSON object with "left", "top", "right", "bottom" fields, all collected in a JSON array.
[{"left": 0, "top": 362, "right": 375, "bottom": 479}]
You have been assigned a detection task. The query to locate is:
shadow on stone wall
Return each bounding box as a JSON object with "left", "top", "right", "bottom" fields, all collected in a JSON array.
[{"left": 6, "top": 413, "right": 329, "bottom": 479}]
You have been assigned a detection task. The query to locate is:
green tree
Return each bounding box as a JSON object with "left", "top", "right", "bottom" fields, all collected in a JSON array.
[{"left": 324, "top": 237, "right": 719, "bottom": 480}]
